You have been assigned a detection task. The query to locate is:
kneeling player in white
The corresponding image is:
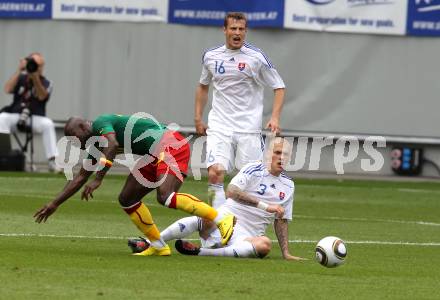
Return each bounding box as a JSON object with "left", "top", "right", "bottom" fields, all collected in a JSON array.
[{"left": 129, "top": 137, "right": 305, "bottom": 260}]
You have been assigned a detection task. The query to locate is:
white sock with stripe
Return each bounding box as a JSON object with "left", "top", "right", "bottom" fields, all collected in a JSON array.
[{"left": 160, "top": 216, "right": 201, "bottom": 242}]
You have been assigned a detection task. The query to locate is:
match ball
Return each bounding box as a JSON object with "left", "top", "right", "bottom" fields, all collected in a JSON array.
[{"left": 315, "top": 236, "right": 347, "bottom": 268}]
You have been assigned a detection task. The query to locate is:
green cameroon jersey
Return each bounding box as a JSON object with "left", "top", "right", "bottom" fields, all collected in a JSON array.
[{"left": 91, "top": 114, "right": 167, "bottom": 155}]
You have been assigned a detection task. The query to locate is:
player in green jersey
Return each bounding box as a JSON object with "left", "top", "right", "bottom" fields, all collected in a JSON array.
[{"left": 34, "top": 113, "right": 235, "bottom": 256}]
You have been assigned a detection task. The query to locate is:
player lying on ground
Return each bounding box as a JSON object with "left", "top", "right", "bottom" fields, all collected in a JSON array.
[
  {"left": 129, "top": 137, "right": 306, "bottom": 260},
  {"left": 34, "top": 113, "right": 235, "bottom": 256}
]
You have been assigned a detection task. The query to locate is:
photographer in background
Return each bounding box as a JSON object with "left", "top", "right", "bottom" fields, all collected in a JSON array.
[{"left": 0, "top": 52, "right": 59, "bottom": 172}]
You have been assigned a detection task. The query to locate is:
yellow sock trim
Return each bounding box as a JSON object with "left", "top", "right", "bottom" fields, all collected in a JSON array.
[
  {"left": 175, "top": 193, "right": 218, "bottom": 220},
  {"left": 128, "top": 202, "right": 161, "bottom": 241}
]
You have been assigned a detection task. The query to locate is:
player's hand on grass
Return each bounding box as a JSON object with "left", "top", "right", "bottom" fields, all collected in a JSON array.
[
  {"left": 195, "top": 120, "right": 208, "bottom": 136},
  {"left": 34, "top": 202, "right": 58, "bottom": 223},
  {"left": 283, "top": 253, "right": 309, "bottom": 261},
  {"left": 267, "top": 204, "right": 284, "bottom": 218},
  {"left": 81, "top": 179, "right": 102, "bottom": 201}
]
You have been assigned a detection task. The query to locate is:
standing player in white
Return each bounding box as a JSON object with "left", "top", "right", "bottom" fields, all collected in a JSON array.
[
  {"left": 129, "top": 138, "right": 305, "bottom": 260},
  {"left": 194, "top": 12, "right": 286, "bottom": 209}
]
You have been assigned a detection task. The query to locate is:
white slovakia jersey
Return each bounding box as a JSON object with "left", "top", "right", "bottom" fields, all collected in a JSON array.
[
  {"left": 200, "top": 43, "right": 285, "bottom": 133},
  {"left": 223, "top": 162, "right": 294, "bottom": 237}
]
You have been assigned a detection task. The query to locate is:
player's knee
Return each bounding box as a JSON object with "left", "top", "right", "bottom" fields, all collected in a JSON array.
[
  {"left": 156, "top": 188, "right": 171, "bottom": 206},
  {"left": 118, "top": 192, "right": 130, "bottom": 207},
  {"left": 254, "top": 236, "right": 272, "bottom": 258},
  {"left": 118, "top": 191, "right": 144, "bottom": 208}
]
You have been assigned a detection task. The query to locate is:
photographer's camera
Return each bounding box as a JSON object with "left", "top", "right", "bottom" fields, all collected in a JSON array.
[
  {"left": 17, "top": 107, "right": 30, "bottom": 132},
  {"left": 25, "top": 57, "right": 38, "bottom": 73}
]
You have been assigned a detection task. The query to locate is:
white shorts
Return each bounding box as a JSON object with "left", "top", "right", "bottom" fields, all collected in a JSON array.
[
  {"left": 206, "top": 129, "right": 264, "bottom": 173},
  {"left": 200, "top": 223, "right": 254, "bottom": 248},
  {"left": 200, "top": 206, "right": 255, "bottom": 248}
]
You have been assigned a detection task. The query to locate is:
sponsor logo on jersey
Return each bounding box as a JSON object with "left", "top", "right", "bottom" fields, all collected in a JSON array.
[
  {"left": 238, "top": 62, "right": 246, "bottom": 71},
  {"left": 270, "top": 184, "right": 276, "bottom": 189},
  {"left": 178, "top": 222, "right": 186, "bottom": 232},
  {"left": 279, "top": 192, "right": 285, "bottom": 200},
  {"left": 229, "top": 57, "right": 235, "bottom": 62}
]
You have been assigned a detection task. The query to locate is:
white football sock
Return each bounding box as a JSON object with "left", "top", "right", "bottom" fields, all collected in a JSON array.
[
  {"left": 198, "top": 240, "right": 257, "bottom": 258},
  {"left": 200, "top": 229, "right": 222, "bottom": 249},
  {"left": 160, "top": 216, "right": 201, "bottom": 242},
  {"left": 150, "top": 237, "right": 167, "bottom": 249},
  {"left": 208, "top": 183, "right": 226, "bottom": 208}
]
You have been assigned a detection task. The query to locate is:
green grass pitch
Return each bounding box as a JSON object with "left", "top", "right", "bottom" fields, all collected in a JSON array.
[{"left": 1, "top": 172, "right": 439, "bottom": 299}]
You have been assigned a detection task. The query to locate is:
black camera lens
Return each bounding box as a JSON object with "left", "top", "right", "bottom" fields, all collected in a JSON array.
[
  {"left": 17, "top": 107, "right": 31, "bottom": 132},
  {"left": 25, "top": 57, "right": 38, "bottom": 73}
]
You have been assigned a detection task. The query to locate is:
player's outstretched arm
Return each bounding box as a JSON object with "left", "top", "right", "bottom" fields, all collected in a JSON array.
[
  {"left": 274, "top": 218, "right": 307, "bottom": 261},
  {"left": 34, "top": 168, "right": 93, "bottom": 223},
  {"left": 81, "top": 133, "right": 119, "bottom": 200}
]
